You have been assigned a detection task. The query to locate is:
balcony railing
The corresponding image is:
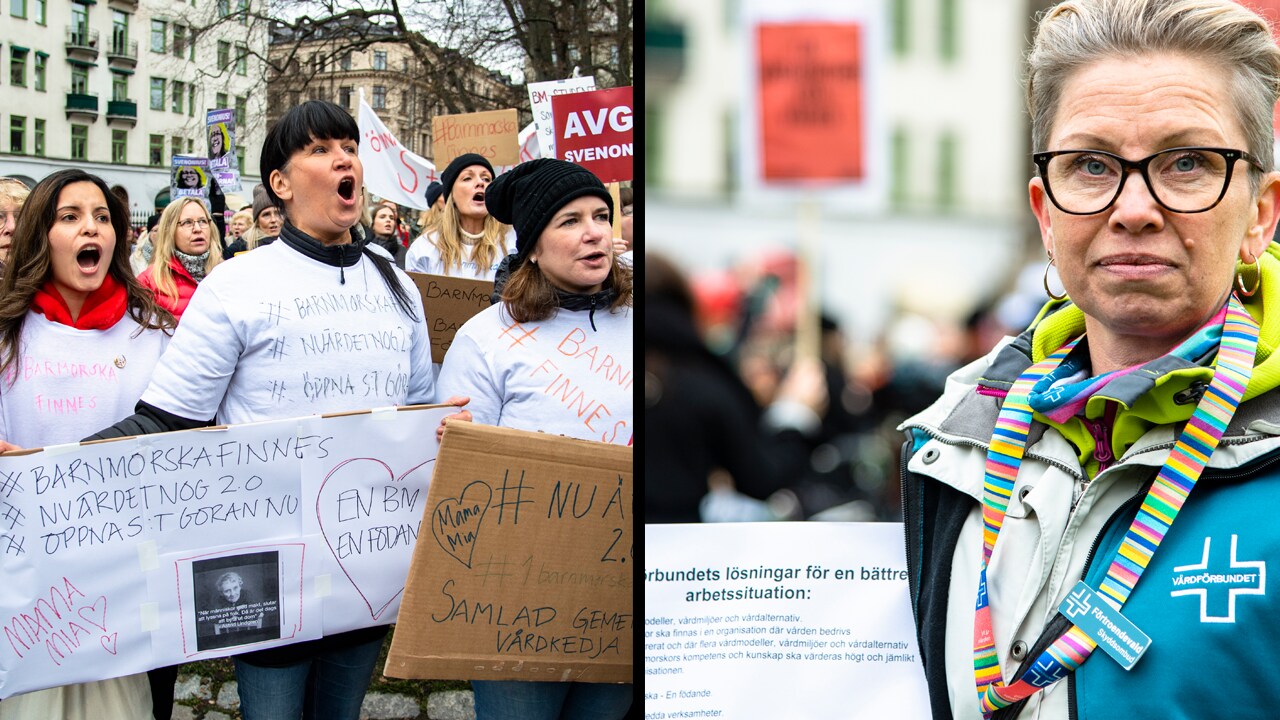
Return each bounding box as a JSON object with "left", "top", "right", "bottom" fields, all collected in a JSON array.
[
  {"left": 65, "top": 27, "right": 101, "bottom": 61},
  {"left": 106, "top": 99, "right": 138, "bottom": 126},
  {"left": 65, "top": 92, "right": 100, "bottom": 120},
  {"left": 107, "top": 38, "right": 138, "bottom": 65}
]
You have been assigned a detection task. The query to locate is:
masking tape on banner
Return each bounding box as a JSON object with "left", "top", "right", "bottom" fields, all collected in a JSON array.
[
  {"left": 42, "top": 442, "right": 81, "bottom": 457},
  {"left": 137, "top": 540, "right": 159, "bottom": 572},
  {"left": 140, "top": 603, "right": 160, "bottom": 632},
  {"left": 315, "top": 574, "right": 331, "bottom": 598},
  {"left": 371, "top": 406, "right": 399, "bottom": 421}
]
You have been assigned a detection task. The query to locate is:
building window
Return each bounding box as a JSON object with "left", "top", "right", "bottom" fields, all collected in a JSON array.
[
  {"left": 112, "top": 129, "right": 127, "bottom": 165},
  {"left": 890, "top": 126, "right": 909, "bottom": 208},
  {"left": 173, "top": 24, "right": 186, "bottom": 58},
  {"left": 71, "top": 124, "right": 88, "bottom": 161},
  {"left": 235, "top": 95, "right": 246, "bottom": 125},
  {"left": 373, "top": 50, "right": 386, "bottom": 71},
  {"left": 238, "top": 0, "right": 248, "bottom": 24},
  {"left": 151, "top": 20, "right": 166, "bottom": 53},
  {"left": 10, "top": 0, "right": 25, "bottom": 19},
  {"left": 400, "top": 90, "right": 409, "bottom": 111},
  {"left": 112, "top": 72, "right": 128, "bottom": 101},
  {"left": 71, "top": 66, "right": 88, "bottom": 95},
  {"left": 188, "top": 84, "right": 195, "bottom": 116},
  {"left": 216, "top": 92, "right": 228, "bottom": 110},
  {"left": 32, "top": 52, "right": 45, "bottom": 91},
  {"left": 236, "top": 145, "right": 245, "bottom": 174},
  {"left": 339, "top": 86, "right": 351, "bottom": 108},
  {"left": 939, "top": 0, "right": 958, "bottom": 62},
  {"left": 10, "top": 116, "right": 25, "bottom": 155},
  {"left": 340, "top": 52, "right": 351, "bottom": 71},
  {"left": 112, "top": 10, "right": 129, "bottom": 52},
  {"left": 32, "top": 0, "right": 42, "bottom": 24},
  {"left": 172, "top": 80, "right": 185, "bottom": 113},
  {"left": 10, "top": 48, "right": 27, "bottom": 86},
  {"left": 187, "top": 138, "right": 194, "bottom": 153},
  {"left": 217, "top": 0, "right": 229, "bottom": 16},
  {"left": 171, "top": 135, "right": 182, "bottom": 158},
  {"left": 937, "top": 131, "right": 958, "bottom": 209},
  {"left": 402, "top": 57, "right": 409, "bottom": 73},
  {"left": 72, "top": 3, "right": 88, "bottom": 41},
  {"left": 218, "top": 41, "right": 229, "bottom": 70},
  {"left": 235, "top": 43, "right": 247, "bottom": 75},
  {"left": 372, "top": 85, "right": 386, "bottom": 109},
  {"left": 149, "top": 134, "right": 164, "bottom": 165},
  {"left": 33, "top": 118, "right": 44, "bottom": 156},
  {"left": 151, "top": 76, "right": 166, "bottom": 110}
]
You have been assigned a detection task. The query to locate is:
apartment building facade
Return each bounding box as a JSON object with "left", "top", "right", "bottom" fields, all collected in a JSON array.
[{"left": 0, "top": 0, "right": 266, "bottom": 219}]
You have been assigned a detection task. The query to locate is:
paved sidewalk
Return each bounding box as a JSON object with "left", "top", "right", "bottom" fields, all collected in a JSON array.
[{"left": 170, "top": 674, "right": 476, "bottom": 720}]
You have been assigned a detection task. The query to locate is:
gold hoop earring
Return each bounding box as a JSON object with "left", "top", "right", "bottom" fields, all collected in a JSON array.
[
  {"left": 1044, "top": 253, "right": 1067, "bottom": 301},
  {"left": 1237, "top": 250, "right": 1261, "bottom": 297}
]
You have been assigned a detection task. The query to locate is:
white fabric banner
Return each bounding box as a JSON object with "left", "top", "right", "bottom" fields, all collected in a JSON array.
[
  {"left": 358, "top": 97, "right": 439, "bottom": 210},
  {"left": 645, "top": 522, "right": 929, "bottom": 717},
  {"left": 527, "top": 76, "right": 596, "bottom": 163},
  {"left": 0, "top": 405, "right": 451, "bottom": 699}
]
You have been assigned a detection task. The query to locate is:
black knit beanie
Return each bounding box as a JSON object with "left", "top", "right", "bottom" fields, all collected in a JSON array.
[
  {"left": 425, "top": 181, "right": 444, "bottom": 208},
  {"left": 485, "top": 159, "right": 613, "bottom": 261},
  {"left": 440, "top": 154, "right": 495, "bottom": 202}
]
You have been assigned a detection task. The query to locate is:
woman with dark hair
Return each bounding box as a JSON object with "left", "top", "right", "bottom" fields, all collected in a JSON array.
[
  {"left": 0, "top": 168, "right": 174, "bottom": 719},
  {"left": 367, "top": 202, "right": 406, "bottom": 268},
  {"left": 89, "top": 100, "right": 470, "bottom": 720},
  {"left": 404, "top": 154, "right": 510, "bottom": 279},
  {"left": 435, "top": 158, "right": 632, "bottom": 719}
]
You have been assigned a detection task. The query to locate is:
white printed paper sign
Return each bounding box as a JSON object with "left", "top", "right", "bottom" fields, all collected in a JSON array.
[
  {"left": 0, "top": 405, "right": 451, "bottom": 699},
  {"left": 644, "top": 522, "right": 929, "bottom": 718}
]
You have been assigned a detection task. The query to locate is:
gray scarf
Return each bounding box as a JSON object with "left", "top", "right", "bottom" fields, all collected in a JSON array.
[{"left": 173, "top": 247, "right": 210, "bottom": 282}]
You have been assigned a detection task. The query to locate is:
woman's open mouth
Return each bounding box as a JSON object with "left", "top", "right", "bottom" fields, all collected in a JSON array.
[
  {"left": 338, "top": 177, "right": 356, "bottom": 202},
  {"left": 76, "top": 246, "right": 102, "bottom": 273}
]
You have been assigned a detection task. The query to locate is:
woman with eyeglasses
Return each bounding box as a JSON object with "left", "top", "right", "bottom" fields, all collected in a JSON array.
[
  {"left": 902, "top": 2, "right": 1280, "bottom": 718},
  {"left": 137, "top": 198, "right": 223, "bottom": 321},
  {"left": 0, "top": 177, "right": 31, "bottom": 276}
]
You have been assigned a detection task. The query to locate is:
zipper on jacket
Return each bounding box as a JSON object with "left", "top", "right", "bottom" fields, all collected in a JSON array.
[{"left": 1081, "top": 402, "right": 1118, "bottom": 475}]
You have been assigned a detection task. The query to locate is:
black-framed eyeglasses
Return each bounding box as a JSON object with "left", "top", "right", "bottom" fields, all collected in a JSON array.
[{"left": 1032, "top": 146, "right": 1264, "bottom": 215}]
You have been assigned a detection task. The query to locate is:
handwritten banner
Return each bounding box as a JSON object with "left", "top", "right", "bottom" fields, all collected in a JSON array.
[
  {"left": 386, "top": 422, "right": 633, "bottom": 683},
  {"left": 406, "top": 272, "right": 494, "bottom": 363},
  {"left": 0, "top": 405, "right": 452, "bottom": 699},
  {"left": 432, "top": 109, "right": 520, "bottom": 168},
  {"left": 359, "top": 97, "right": 439, "bottom": 210},
  {"left": 551, "top": 87, "right": 633, "bottom": 183}
]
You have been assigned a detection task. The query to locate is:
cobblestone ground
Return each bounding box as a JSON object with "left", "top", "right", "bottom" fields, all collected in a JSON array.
[{"left": 171, "top": 674, "right": 476, "bottom": 720}]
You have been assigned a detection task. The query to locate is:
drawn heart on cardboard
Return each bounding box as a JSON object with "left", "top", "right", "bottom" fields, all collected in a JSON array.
[
  {"left": 78, "top": 596, "right": 107, "bottom": 632},
  {"left": 431, "top": 480, "right": 492, "bottom": 569},
  {"left": 317, "top": 457, "right": 433, "bottom": 621},
  {"left": 100, "top": 632, "right": 118, "bottom": 655}
]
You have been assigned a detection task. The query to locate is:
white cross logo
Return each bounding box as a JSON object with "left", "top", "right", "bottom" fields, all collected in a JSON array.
[{"left": 1170, "top": 535, "right": 1266, "bottom": 623}]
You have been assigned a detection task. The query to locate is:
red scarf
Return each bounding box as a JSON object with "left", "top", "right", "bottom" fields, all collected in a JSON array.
[{"left": 31, "top": 274, "right": 128, "bottom": 330}]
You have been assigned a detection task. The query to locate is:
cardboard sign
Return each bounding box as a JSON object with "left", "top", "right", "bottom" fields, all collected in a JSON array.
[
  {"left": 386, "top": 422, "right": 633, "bottom": 683},
  {"left": 551, "top": 87, "right": 633, "bottom": 183},
  {"left": 757, "top": 23, "right": 864, "bottom": 181},
  {"left": 406, "top": 271, "right": 494, "bottom": 363},
  {"left": 432, "top": 109, "right": 520, "bottom": 168},
  {"left": 0, "top": 405, "right": 453, "bottom": 699}
]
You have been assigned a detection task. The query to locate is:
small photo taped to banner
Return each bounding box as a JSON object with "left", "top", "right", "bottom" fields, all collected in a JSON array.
[{"left": 192, "top": 551, "right": 282, "bottom": 651}]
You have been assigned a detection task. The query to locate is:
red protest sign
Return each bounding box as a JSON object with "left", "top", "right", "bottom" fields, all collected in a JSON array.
[
  {"left": 756, "top": 23, "right": 863, "bottom": 182},
  {"left": 551, "top": 86, "right": 633, "bottom": 183}
]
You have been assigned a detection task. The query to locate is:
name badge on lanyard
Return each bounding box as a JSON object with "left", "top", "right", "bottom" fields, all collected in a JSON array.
[{"left": 1058, "top": 581, "right": 1151, "bottom": 670}]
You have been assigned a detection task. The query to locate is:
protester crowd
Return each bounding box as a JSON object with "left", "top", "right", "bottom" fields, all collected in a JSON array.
[{"left": 0, "top": 99, "right": 634, "bottom": 720}]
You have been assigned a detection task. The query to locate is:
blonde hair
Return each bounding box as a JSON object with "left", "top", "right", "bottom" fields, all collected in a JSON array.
[
  {"left": 149, "top": 198, "right": 223, "bottom": 302},
  {"left": 435, "top": 195, "right": 508, "bottom": 277},
  {"left": 242, "top": 224, "right": 264, "bottom": 251},
  {"left": 0, "top": 178, "right": 30, "bottom": 207},
  {"left": 417, "top": 205, "right": 443, "bottom": 236},
  {"left": 1029, "top": 0, "right": 1280, "bottom": 183},
  {"left": 229, "top": 208, "right": 253, "bottom": 233}
]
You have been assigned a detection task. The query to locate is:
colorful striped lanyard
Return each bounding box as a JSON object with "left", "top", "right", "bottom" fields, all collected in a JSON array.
[{"left": 972, "top": 294, "right": 1259, "bottom": 717}]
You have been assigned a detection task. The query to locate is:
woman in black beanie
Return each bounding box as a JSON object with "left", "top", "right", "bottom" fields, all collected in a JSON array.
[{"left": 434, "top": 158, "right": 633, "bottom": 719}]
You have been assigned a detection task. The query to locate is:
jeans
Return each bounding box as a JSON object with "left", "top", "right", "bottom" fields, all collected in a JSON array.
[
  {"left": 471, "top": 680, "right": 633, "bottom": 720},
  {"left": 233, "top": 634, "right": 383, "bottom": 720}
]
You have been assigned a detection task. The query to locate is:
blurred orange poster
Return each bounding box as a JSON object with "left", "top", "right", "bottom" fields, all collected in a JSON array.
[
  {"left": 1237, "top": 0, "right": 1280, "bottom": 133},
  {"left": 756, "top": 23, "right": 863, "bottom": 182}
]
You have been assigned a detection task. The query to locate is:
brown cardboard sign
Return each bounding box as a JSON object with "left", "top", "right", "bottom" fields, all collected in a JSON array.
[
  {"left": 386, "top": 422, "right": 633, "bottom": 684},
  {"left": 432, "top": 109, "right": 520, "bottom": 167},
  {"left": 407, "top": 271, "right": 494, "bottom": 363}
]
